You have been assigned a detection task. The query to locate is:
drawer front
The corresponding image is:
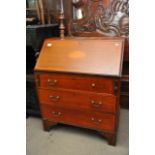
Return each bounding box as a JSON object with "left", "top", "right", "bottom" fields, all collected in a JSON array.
[
  {"left": 37, "top": 73, "right": 115, "bottom": 94},
  {"left": 38, "top": 89, "right": 117, "bottom": 113},
  {"left": 40, "top": 104, "right": 116, "bottom": 132}
]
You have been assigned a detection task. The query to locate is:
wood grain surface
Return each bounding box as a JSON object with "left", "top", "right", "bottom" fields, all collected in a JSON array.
[
  {"left": 35, "top": 37, "right": 124, "bottom": 77},
  {"left": 38, "top": 88, "right": 117, "bottom": 113},
  {"left": 40, "top": 104, "right": 116, "bottom": 132},
  {"left": 37, "top": 73, "right": 115, "bottom": 94}
]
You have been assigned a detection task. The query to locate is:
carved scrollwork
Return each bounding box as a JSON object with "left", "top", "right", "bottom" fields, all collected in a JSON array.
[{"left": 69, "top": 0, "right": 129, "bottom": 37}]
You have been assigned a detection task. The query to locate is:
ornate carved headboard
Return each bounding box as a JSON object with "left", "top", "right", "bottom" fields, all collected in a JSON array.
[{"left": 68, "top": 0, "right": 129, "bottom": 38}]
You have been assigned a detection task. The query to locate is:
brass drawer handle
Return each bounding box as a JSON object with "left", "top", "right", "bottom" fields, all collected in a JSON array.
[
  {"left": 91, "top": 83, "right": 96, "bottom": 88},
  {"left": 49, "top": 95, "right": 60, "bottom": 101},
  {"left": 47, "top": 79, "right": 58, "bottom": 86},
  {"left": 52, "top": 111, "right": 62, "bottom": 117},
  {"left": 91, "top": 100, "right": 102, "bottom": 107},
  {"left": 91, "top": 117, "right": 102, "bottom": 124}
]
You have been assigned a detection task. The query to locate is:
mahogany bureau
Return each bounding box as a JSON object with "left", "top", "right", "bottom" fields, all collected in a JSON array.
[{"left": 34, "top": 37, "right": 125, "bottom": 145}]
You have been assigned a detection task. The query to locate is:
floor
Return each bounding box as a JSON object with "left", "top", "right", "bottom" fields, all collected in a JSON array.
[{"left": 27, "top": 109, "right": 129, "bottom": 155}]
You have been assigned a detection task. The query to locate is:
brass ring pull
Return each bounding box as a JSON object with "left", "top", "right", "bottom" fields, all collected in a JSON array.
[
  {"left": 47, "top": 79, "right": 58, "bottom": 86},
  {"left": 91, "top": 100, "right": 102, "bottom": 107},
  {"left": 52, "top": 111, "right": 62, "bottom": 117},
  {"left": 91, "top": 117, "right": 102, "bottom": 124},
  {"left": 49, "top": 95, "right": 60, "bottom": 101}
]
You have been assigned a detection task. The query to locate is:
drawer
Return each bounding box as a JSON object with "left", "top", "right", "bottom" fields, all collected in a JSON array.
[
  {"left": 36, "top": 73, "right": 116, "bottom": 94},
  {"left": 38, "top": 89, "right": 117, "bottom": 113},
  {"left": 40, "top": 104, "right": 116, "bottom": 132}
]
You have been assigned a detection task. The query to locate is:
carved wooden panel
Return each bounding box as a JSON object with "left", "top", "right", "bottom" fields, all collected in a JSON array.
[{"left": 68, "top": 0, "right": 129, "bottom": 37}]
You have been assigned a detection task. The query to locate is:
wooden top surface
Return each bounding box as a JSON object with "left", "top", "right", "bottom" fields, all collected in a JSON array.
[{"left": 35, "top": 37, "right": 125, "bottom": 77}]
